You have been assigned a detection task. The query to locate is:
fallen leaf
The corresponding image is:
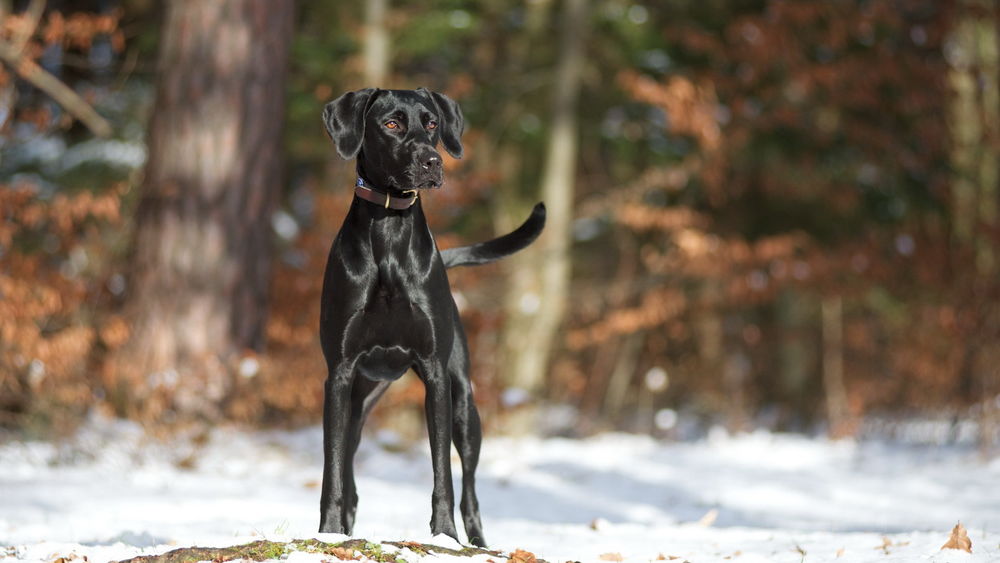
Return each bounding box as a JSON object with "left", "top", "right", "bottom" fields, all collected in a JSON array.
[
  {"left": 655, "top": 555, "right": 666, "bottom": 561},
  {"left": 697, "top": 508, "right": 718, "bottom": 527},
  {"left": 941, "top": 522, "right": 972, "bottom": 553},
  {"left": 329, "top": 546, "right": 360, "bottom": 560},
  {"left": 875, "top": 537, "right": 892, "bottom": 554},
  {"left": 508, "top": 548, "right": 537, "bottom": 563},
  {"left": 599, "top": 553, "right": 623, "bottom": 562}
]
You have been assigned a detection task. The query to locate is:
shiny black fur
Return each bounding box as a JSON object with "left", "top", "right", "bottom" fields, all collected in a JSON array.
[{"left": 317, "top": 88, "right": 545, "bottom": 547}]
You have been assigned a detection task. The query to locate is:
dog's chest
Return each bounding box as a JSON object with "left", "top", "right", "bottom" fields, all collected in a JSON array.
[
  {"left": 347, "top": 247, "right": 439, "bottom": 346},
  {"left": 366, "top": 269, "right": 421, "bottom": 313},
  {"left": 340, "top": 263, "right": 437, "bottom": 379},
  {"left": 326, "top": 209, "right": 447, "bottom": 367}
]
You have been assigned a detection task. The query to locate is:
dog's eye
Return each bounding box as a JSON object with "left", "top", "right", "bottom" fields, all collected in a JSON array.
[
  {"left": 426, "top": 121, "right": 438, "bottom": 130},
  {"left": 385, "top": 120, "right": 400, "bottom": 130}
]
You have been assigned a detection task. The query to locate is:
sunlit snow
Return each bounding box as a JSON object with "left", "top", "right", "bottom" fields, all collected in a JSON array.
[{"left": 1, "top": 415, "right": 998, "bottom": 562}]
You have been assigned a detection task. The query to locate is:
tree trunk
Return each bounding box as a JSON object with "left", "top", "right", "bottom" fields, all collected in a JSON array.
[
  {"left": 602, "top": 331, "right": 644, "bottom": 426},
  {"left": 497, "top": 0, "right": 588, "bottom": 432},
  {"left": 363, "top": 0, "right": 390, "bottom": 87},
  {"left": 775, "top": 290, "right": 816, "bottom": 430},
  {"left": 822, "top": 295, "right": 851, "bottom": 437},
  {"left": 949, "top": 0, "right": 999, "bottom": 271},
  {"left": 112, "top": 0, "right": 293, "bottom": 421},
  {"left": 948, "top": 0, "right": 1000, "bottom": 454}
]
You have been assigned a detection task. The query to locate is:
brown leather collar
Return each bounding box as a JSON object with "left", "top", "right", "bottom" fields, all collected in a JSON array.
[{"left": 354, "top": 183, "right": 419, "bottom": 210}]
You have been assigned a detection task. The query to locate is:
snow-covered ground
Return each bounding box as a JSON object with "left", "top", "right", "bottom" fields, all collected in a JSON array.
[{"left": 1, "top": 415, "right": 998, "bottom": 563}]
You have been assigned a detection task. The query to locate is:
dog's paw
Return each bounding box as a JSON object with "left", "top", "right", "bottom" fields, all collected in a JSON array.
[
  {"left": 317, "top": 518, "right": 350, "bottom": 536},
  {"left": 465, "top": 531, "right": 487, "bottom": 548}
]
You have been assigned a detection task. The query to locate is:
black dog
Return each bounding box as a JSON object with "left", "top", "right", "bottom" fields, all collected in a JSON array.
[{"left": 317, "top": 87, "right": 545, "bottom": 547}]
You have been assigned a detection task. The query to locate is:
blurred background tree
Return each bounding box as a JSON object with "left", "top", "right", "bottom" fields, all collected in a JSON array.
[
  {"left": 109, "top": 0, "right": 294, "bottom": 423},
  {"left": 1, "top": 0, "right": 997, "bottom": 449}
]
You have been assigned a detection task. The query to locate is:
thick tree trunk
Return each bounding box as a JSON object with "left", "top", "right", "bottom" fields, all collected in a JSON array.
[
  {"left": 113, "top": 0, "right": 293, "bottom": 421},
  {"left": 498, "top": 0, "right": 588, "bottom": 432}
]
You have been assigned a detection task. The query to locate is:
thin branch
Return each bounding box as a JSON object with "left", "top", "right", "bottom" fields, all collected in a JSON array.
[
  {"left": 9, "top": 0, "right": 45, "bottom": 56},
  {"left": 0, "top": 0, "right": 112, "bottom": 137},
  {"left": 575, "top": 156, "right": 700, "bottom": 219},
  {"left": 0, "top": 42, "right": 113, "bottom": 137}
]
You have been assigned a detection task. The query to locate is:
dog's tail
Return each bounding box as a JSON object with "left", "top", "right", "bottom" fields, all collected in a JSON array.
[{"left": 441, "top": 203, "right": 546, "bottom": 269}]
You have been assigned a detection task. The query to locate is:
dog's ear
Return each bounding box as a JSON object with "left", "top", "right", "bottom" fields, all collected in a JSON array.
[
  {"left": 323, "top": 88, "right": 378, "bottom": 160},
  {"left": 421, "top": 88, "right": 465, "bottom": 159}
]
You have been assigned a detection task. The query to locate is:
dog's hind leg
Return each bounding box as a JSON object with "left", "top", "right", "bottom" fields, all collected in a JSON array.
[
  {"left": 414, "top": 359, "right": 460, "bottom": 542},
  {"left": 319, "top": 362, "right": 356, "bottom": 534},
  {"left": 450, "top": 362, "right": 486, "bottom": 547},
  {"left": 343, "top": 377, "right": 390, "bottom": 532}
]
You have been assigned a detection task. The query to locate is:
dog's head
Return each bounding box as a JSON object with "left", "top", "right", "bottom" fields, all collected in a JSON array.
[{"left": 323, "top": 88, "right": 464, "bottom": 191}]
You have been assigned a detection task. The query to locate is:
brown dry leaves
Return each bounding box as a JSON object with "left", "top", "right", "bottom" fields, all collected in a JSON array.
[
  {"left": 0, "top": 184, "right": 123, "bottom": 427},
  {"left": 941, "top": 522, "right": 972, "bottom": 553},
  {"left": 1, "top": 7, "right": 124, "bottom": 90},
  {"left": 566, "top": 288, "right": 686, "bottom": 349},
  {"left": 328, "top": 546, "right": 360, "bottom": 560},
  {"left": 507, "top": 549, "right": 537, "bottom": 563},
  {"left": 41, "top": 11, "right": 124, "bottom": 51},
  {"left": 617, "top": 71, "right": 721, "bottom": 150},
  {"left": 615, "top": 204, "right": 708, "bottom": 233},
  {"left": 48, "top": 556, "right": 88, "bottom": 563}
]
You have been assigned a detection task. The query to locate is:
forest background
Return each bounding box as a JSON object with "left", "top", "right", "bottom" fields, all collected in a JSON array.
[{"left": 1, "top": 0, "right": 998, "bottom": 450}]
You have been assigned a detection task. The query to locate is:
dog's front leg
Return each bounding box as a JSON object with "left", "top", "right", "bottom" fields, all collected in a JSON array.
[
  {"left": 417, "top": 360, "right": 459, "bottom": 542},
  {"left": 319, "top": 367, "right": 355, "bottom": 534}
]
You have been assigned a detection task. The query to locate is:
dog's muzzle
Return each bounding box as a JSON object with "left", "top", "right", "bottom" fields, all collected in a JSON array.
[{"left": 411, "top": 150, "right": 444, "bottom": 189}]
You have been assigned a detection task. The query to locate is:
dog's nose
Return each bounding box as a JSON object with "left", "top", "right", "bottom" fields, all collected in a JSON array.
[{"left": 422, "top": 154, "right": 442, "bottom": 171}]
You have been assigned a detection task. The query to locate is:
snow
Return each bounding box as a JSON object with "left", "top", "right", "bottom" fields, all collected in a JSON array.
[{"left": 1, "top": 415, "right": 998, "bottom": 563}]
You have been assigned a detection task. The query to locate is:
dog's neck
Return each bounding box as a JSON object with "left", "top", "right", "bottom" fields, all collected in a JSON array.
[
  {"left": 354, "top": 177, "right": 420, "bottom": 210},
  {"left": 342, "top": 184, "right": 436, "bottom": 268},
  {"left": 354, "top": 160, "right": 421, "bottom": 196}
]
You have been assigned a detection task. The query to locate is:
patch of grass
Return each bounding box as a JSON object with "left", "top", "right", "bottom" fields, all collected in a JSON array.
[
  {"left": 243, "top": 541, "right": 288, "bottom": 560},
  {"left": 289, "top": 538, "right": 325, "bottom": 552},
  {"left": 362, "top": 541, "right": 396, "bottom": 562},
  {"left": 111, "top": 539, "right": 290, "bottom": 563},
  {"left": 393, "top": 541, "right": 429, "bottom": 556}
]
